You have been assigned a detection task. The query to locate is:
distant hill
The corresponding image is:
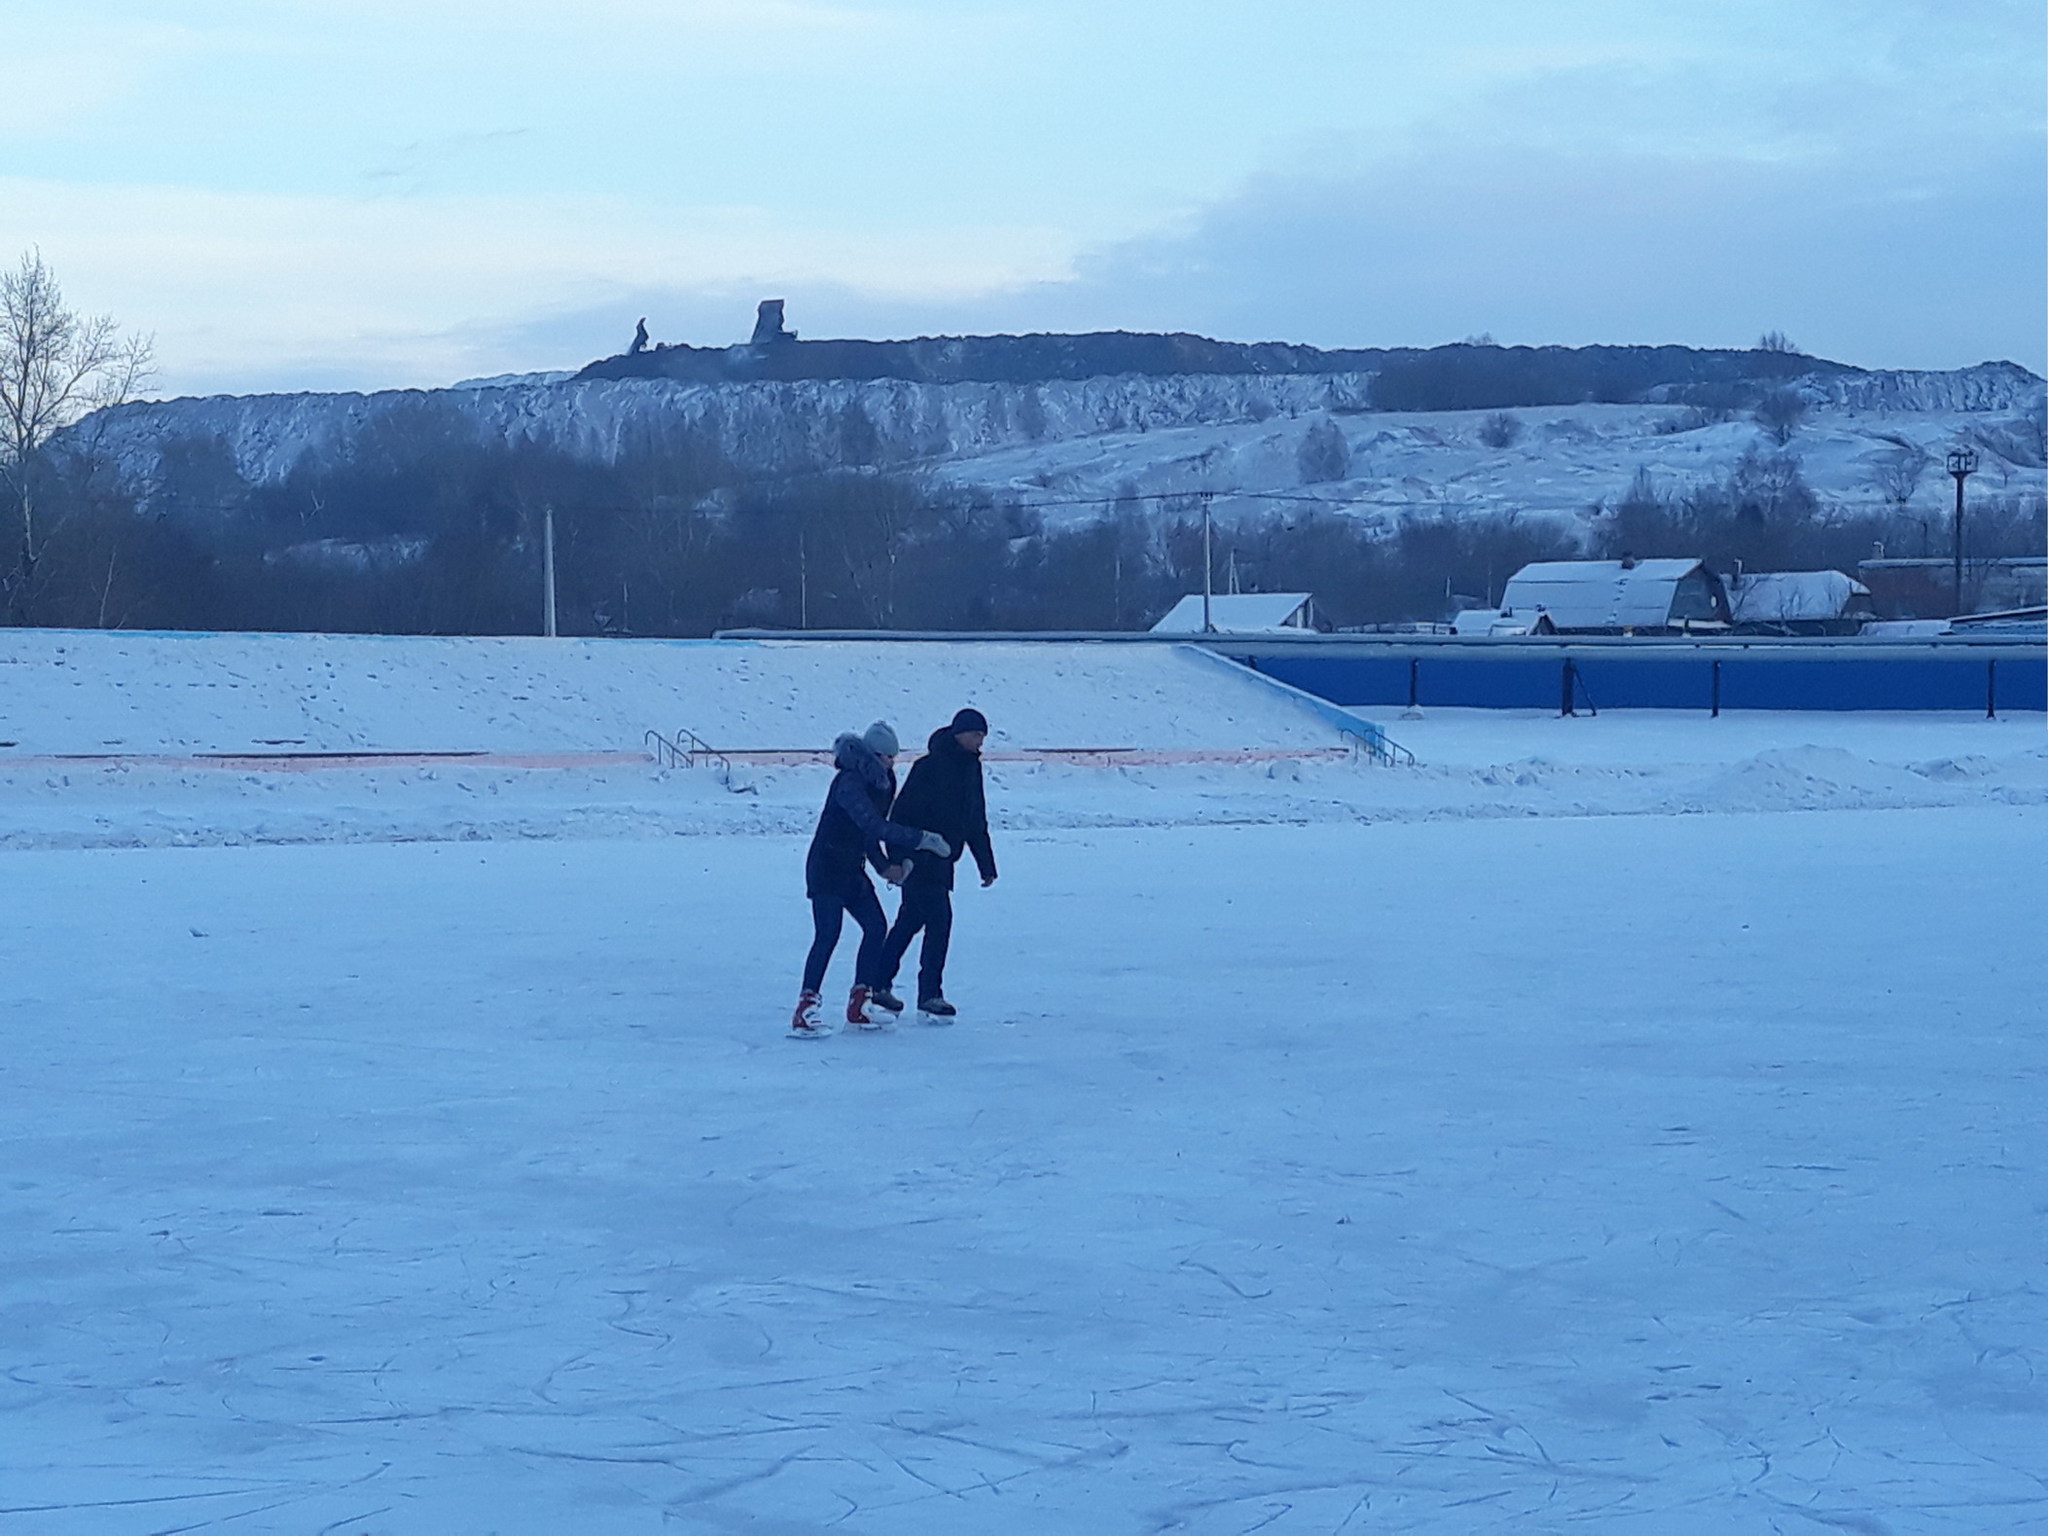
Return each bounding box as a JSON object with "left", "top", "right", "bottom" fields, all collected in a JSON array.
[
  {"left": 76, "top": 331, "right": 2042, "bottom": 525},
  {"left": 578, "top": 318, "right": 1865, "bottom": 410}
]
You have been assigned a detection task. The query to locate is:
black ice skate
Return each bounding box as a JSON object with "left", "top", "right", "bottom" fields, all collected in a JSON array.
[
  {"left": 918, "top": 996, "right": 957, "bottom": 1026},
  {"left": 866, "top": 986, "right": 906, "bottom": 1017}
]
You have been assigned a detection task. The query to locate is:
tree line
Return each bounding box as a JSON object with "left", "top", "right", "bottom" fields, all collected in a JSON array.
[{"left": 11, "top": 410, "right": 2043, "bottom": 635}]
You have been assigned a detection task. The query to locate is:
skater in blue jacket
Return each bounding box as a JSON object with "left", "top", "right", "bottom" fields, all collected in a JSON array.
[{"left": 791, "top": 721, "right": 950, "bottom": 1037}]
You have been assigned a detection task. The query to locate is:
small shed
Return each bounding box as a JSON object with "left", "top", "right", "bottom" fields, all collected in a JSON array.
[
  {"left": 1150, "top": 592, "right": 1319, "bottom": 634},
  {"left": 1448, "top": 607, "right": 1555, "bottom": 637},
  {"left": 1727, "top": 570, "right": 1874, "bottom": 635},
  {"left": 1498, "top": 559, "right": 1730, "bottom": 634}
]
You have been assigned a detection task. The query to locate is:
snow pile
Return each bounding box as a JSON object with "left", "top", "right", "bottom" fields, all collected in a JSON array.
[{"left": 1658, "top": 743, "right": 1944, "bottom": 813}]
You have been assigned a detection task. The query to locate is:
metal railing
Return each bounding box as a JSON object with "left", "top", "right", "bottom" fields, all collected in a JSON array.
[
  {"left": 1341, "top": 721, "right": 1416, "bottom": 768},
  {"left": 645, "top": 725, "right": 737, "bottom": 784}
]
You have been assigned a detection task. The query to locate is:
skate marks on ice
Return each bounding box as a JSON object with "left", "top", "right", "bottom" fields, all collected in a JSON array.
[{"left": 5, "top": 817, "right": 2048, "bottom": 1531}]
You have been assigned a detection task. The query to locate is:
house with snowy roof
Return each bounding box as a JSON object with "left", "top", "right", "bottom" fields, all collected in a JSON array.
[
  {"left": 1496, "top": 558, "right": 1731, "bottom": 635},
  {"left": 1150, "top": 592, "right": 1319, "bottom": 634},
  {"left": 1447, "top": 607, "right": 1556, "bottom": 636},
  {"left": 1726, "top": 570, "right": 1874, "bottom": 635}
]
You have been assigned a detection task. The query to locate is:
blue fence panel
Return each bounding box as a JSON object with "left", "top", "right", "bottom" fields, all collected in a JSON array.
[
  {"left": 1241, "top": 644, "right": 2045, "bottom": 713},
  {"left": 1995, "top": 657, "right": 2048, "bottom": 712},
  {"left": 1571, "top": 655, "right": 1715, "bottom": 710},
  {"left": 1718, "top": 656, "right": 1968, "bottom": 711},
  {"left": 1252, "top": 655, "right": 1411, "bottom": 708}
]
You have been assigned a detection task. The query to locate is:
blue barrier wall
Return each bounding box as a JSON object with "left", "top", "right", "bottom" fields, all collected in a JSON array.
[
  {"left": 1243, "top": 643, "right": 2045, "bottom": 714},
  {"left": 719, "top": 628, "right": 2047, "bottom": 715}
]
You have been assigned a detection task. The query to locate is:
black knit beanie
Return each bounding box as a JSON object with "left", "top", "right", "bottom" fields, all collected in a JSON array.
[{"left": 949, "top": 708, "right": 989, "bottom": 735}]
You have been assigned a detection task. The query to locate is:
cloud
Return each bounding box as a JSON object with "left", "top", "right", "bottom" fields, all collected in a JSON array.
[
  {"left": 1029, "top": 131, "right": 2047, "bottom": 372},
  {"left": 0, "top": 175, "right": 1079, "bottom": 394},
  {"left": 0, "top": 18, "right": 212, "bottom": 134}
]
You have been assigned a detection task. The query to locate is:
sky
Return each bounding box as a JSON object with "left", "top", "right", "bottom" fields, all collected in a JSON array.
[{"left": 2, "top": 0, "right": 2042, "bottom": 397}]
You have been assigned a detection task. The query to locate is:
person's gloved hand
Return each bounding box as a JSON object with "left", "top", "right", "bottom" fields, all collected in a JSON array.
[
  {"left": 917, "top": 831, "right": 952, "bottom": 858},
  {"left": 882, "top": 862, "right": 907, "bottom": 886}
]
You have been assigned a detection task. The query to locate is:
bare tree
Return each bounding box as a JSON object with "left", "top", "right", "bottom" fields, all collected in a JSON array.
[
  {"left": 1296, "top": 415, "right": 1351, "bottom": 483},
  {"left": 1477, "top": 411, "right": 1523, "bottom": 449},
  {"left": 1, "top": 250, "right": 154, "bottom": 617},
  {"left": 1752, "top": 388, "right": 1807, "bottom": 447},
  {"left": 1866, "top": 438, "right": 1929, "bottom": 514},
  {"left": 1755, "top": 330, "right": 1800, "bottom": 354}
]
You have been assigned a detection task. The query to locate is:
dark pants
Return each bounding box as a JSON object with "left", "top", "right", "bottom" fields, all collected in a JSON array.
[
  {"left": 802, "top": 876, "right": 888, "bottom": 994},
  {"left": 879, "top": 868, "right": 954, "bottom": 1001}
]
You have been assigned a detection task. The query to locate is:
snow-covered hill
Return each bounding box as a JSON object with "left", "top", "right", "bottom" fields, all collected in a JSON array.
[{"left": 71, "top": 356, "right": 2046, "bottom": 535}]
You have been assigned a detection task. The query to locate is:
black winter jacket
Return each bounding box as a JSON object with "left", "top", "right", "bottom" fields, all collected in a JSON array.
[
  {"left": 889, "top": 727, "right": 997, "bottom": 888},
  {"left": 805, "top": 735, "right": 921, "bottom": 897}
]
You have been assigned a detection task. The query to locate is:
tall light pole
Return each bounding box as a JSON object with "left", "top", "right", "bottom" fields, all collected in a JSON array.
[
  {"left": 1946, "top": 446, "right": 1978, "bottom": 617},
  {"left": 542, "top": 505, "right": 558, "bottom": 637},
  {"left": 1200, "top": 491, "right": 1215, "bottom": 632}
]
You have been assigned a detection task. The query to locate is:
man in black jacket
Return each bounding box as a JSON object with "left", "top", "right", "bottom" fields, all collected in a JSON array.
[{"left": 875, "top": 708, "right": 998, "bottom": 1021}]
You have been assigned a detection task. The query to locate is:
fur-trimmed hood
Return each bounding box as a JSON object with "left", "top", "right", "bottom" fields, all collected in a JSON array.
[{"left": 832, "top": 731, "right": 891, "bottom": 790}]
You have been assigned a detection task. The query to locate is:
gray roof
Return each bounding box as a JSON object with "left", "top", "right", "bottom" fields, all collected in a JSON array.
[
  {"left": 1729, "top": 571, "right": 1871, "bottom": 623},
  {"left": 1499, "top": 559, "right": 1705, "bottom": 631},
  {"left": 1151, "top": 592, "right": 1313, "bottom": 634}
]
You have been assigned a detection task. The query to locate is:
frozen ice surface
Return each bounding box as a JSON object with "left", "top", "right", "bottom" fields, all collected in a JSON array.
[{"left": 3, "top": 806, "right": 2046, "bottom": 1532}]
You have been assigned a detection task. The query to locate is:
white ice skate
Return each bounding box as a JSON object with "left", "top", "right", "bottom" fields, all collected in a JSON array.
[{"left": 788, "top": 992, "right": 831, "bottom": 1039}]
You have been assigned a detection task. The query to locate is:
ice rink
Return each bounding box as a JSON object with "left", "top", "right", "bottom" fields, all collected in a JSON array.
[{"left": 4, "top": 802, "right": 2044, "bottom": 1533}]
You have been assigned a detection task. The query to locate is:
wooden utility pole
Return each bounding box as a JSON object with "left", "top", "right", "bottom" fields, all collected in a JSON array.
[{"left": 1201, "top": 492, "right": 1214, "bottom": 632}]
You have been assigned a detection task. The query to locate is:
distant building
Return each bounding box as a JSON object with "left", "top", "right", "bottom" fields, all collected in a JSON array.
[
  {"left": 1726, "top": 570, "right": 1874, "bottom": 636},
  {"left": 1947, "top": 606, "right": 2047, "bottom": 638},
  {"left": 1447, "top": 607, "right": 1555, "bottom": 636},
  {"left": 1150, "top": 592, "right": 1319, "bottom": 634},
  {"left": 1496, "top": 558, "right": 1730, "bottom": 635},
  {"left": 1856, "top": 556, "right": 2047, "bottom": 619}
]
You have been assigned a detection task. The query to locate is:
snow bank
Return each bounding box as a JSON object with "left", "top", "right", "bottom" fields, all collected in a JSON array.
[
  {"left": 0, "top": 630, "right": 1339, "bottom": 757},
  {"left": 5, "top": 655, "right": 2046, "bottom": 852}
]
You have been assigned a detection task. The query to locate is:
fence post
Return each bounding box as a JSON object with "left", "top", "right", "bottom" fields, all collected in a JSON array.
[
  {"left": 1987, "top": 658, "right": 1997, "bottom": 720},
  {"left": 1711, "top": 658, "right": 1722, "bottom": 718},
  {"left": 1561, "top": 657, "right": 1577, "bottom": 718}
]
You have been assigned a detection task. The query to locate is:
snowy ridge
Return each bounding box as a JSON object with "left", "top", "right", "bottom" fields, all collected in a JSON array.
[
  {"left": 82, "top": 371, "right": 1378, "bottom": 493},
  {"left": 1803, "top": 360, "right": 2044, "bottom": 414},
  {"left": 71, "top": 361, "right": 2045, "bottom": 533}
]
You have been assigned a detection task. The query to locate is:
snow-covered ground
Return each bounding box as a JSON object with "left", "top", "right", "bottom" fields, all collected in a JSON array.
[
  {"left": 3, "top": 629, "right": 2045, "bottom": 851},
  {"left": 4, "top": 633, "right": 2045, "bottom": 1531},
  {"left": 0, "top": 631, "right": 1337, "bottom": 758},
  {"left": 4, "top": 702, "right": 2043, "bottom": 851},
  {"left": 948, "top": 400, "right": 2048, "bottom": 535},
  {"left": 4, "top": 807, "right": 2044, "bottom": 1532}
]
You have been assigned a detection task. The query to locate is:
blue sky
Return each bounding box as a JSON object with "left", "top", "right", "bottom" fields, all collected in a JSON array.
[{"left": 3, "top": 0, "right": 2041, "bottom": 395}]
